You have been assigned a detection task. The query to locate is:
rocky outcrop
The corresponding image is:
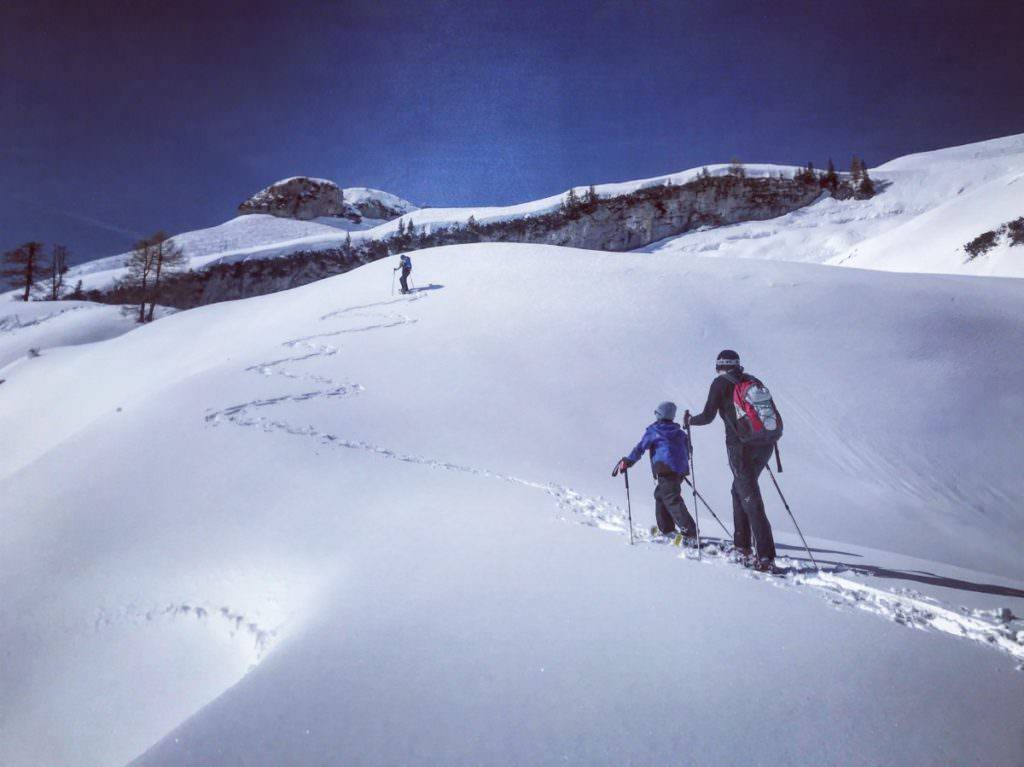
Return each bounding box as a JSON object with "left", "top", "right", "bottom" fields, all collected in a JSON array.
[
  {"left": 341, "top": 187, "right": 419, "bottom": 223},
  {"left": 237, "top": 178, "right": 418, "bottom": 224},
  {"left": 470, "top": 175, "right": 823, "bottom": 251},
  {"left": 238, "top": 177, "right": 346, "bottom": 220}
]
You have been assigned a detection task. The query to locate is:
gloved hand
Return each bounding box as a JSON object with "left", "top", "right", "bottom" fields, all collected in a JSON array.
[
  {"left": 683, "top": 409, "right": 692, "bottom": 427},
  {"left": 611, "top": 457, "right": 632, "bottom": 477}
]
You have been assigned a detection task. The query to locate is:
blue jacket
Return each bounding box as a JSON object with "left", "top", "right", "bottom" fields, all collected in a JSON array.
[
  {"left": 400, "top": 255, "right": 412, "bottom": 270},
  {"left": 626, "top": 420, "right": 690, "bottom": 477}
]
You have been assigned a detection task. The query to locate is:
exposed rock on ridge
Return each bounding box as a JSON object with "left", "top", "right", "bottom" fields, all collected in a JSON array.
[
  {"left": 237, "top": 178, "right": 418, "bottom": 224},
  {"left": 238, "top": 177, "right": 345, "bottom": 221}
]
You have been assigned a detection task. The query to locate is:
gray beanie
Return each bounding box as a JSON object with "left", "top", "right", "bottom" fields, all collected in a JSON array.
[{"left": 654, "top": 401, "right": 677, "bottom": 421}]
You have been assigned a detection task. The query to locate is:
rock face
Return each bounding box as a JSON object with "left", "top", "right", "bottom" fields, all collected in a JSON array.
[
  {"left": 238, "top": 177, "right": 345, "bottom": 221},
  {"left": 478, "top": 176, "right": 822, "bottom": 252},
  {"left": 237, "top": 178, "right": 417, "bottom": 223}
]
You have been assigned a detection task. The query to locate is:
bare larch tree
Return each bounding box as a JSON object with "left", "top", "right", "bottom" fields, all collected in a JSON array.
[{"left": 1, "top": 242, "right": 45, "bottom": 301}]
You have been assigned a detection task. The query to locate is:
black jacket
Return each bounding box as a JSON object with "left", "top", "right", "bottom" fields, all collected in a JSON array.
[{"left": 689, "top": 370, "right": 766, "bottom": 445}]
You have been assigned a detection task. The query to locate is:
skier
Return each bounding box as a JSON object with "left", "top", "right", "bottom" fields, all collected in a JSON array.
[
  {"left": 685, "top": 350, "right": 780, "bottom": 571},
  {"left": 614, "top": 401, "right": 698, "bottom": 542},
  {"left": 394, "top": 254, "right": 412, "bottom": 294}
]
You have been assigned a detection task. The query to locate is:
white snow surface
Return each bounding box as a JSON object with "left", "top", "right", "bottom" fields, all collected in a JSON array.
[
  {"left": 0, "top": 299, "right": 143, "bottom": 370},
  {"left": 645, "top": 133, "right": 1024, "bottom": 277},
  {"left": 341, "top": 185, "right": 419, "bottom": 215},
  {"left": 2, "top": 244, "right": 1023, "bottom": 766}
]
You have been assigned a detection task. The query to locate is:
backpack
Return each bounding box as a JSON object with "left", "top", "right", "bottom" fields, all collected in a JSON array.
[{"left": 732, "top": 376, "right": 783, "bottom": 444}]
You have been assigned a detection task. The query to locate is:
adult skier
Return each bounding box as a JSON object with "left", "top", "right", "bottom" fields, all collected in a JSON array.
[
  {"left": 685, "top": 350, "right": 779, "bottom": 571},
  {"left": 394, "top": 254, "right": 412, "bottom": 294},
  {"left": 614, "top": 401, "right": 698, "bottom": 542}
]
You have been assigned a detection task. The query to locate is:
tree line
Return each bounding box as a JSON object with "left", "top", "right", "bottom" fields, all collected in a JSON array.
[
  {"left": 2, "top": 232, "right": 186, "bottom": 323},
  {"left": 1, "top": 242, "right": 70, "bottom": 302}
]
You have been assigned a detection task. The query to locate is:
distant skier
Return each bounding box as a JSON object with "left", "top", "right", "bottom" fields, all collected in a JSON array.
[
  {"left": 685, "top": 350, "right": 782, "bottom": 571},
  {"left": 394, "top": 254, "right": 412, "bottom": 294},
  {"left": 614, "top": 401, "right": 698, "bottom": 542}
]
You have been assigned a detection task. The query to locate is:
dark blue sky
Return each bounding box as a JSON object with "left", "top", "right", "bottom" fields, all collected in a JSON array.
[{"left": 2, "top": 0, "right": 1022, "bottom": 264}]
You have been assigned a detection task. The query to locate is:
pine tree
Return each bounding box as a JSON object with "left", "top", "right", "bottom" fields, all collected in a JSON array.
[
  {"left": 564, "top": 187, "right": 580, "bottom": 211},
  {"left": 728, "top": 158, "right": 745, "bottom": 178},
  {"left": 1, "top": 242, "right": 44, "bottom": 301},
  {"left": 467, "top": 214, "right": 477, "bottom": 232},
  {"left": 822, "top": 158, "right": 839, "bottom": 192},
  {"left": 585, "top": 184, "right": 598, "bottom": 206},
  {"left": 857, "top": 168, "right": 875, "bottom": 198},
  {"left": 850, "top": 156, "right": 863, "bottom": 182},
  {"left": 796, "top": 161, "right": 816, "bottom": 185}
]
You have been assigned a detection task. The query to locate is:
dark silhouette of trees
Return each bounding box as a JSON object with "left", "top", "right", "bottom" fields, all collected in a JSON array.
[
  {"left": 850, "top": 156, "right": 863, "bottom": 182},
  {"left": 2, "top": 242, "right": 45, "bottom": 301},
  {"left": 822, "top": 159, "right": 839, "bottom": 193},
  {"left": 124, "top": 232, "right": 186, "bottom": 322},
  {"left": 857, "top": 168, "right": 875, "bottom": 198},
  {"left": 41, "top": 244, "right": 70, "bottom": 300}
]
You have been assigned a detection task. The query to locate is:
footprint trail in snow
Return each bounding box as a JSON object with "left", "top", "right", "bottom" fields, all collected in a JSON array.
[{"left": 206, "top": 292, "right": 1024, "bottom": 668}]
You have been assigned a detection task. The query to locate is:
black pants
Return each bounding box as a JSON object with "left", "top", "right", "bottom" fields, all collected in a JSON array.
[
  {"left": 400, "top": 268, "right": 411, "bottom": 293},
  {"left": 726, "top": 442, "right": 776, "bottom": 559},
  {"left": 654, "top": 473, "right": 697, "bottom": 536}
]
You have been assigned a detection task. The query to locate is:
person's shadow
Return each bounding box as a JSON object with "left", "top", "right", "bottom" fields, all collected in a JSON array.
[
  {"left": 713, "top": 539, "right": 1024, "bottom": 599},
  {"left": 407, "top": 283, "right": 444, "bottom": 294}
]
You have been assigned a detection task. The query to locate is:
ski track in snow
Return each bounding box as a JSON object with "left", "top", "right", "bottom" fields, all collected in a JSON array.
[
  {"left": 0, "top": 305, "right": 92, "bottom": 333},
  {"left": 205, "top": 293, "right": 1024, "bottom": 669},
  {"left": 92, "top": 601, "right": 275, "bottom": 667}
]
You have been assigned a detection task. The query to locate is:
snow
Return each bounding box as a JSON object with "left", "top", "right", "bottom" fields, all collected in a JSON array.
[
  {"left": 2, "top": 244, "right": 1022, "bottom": 766},
  {"left": 274, "top": 175, "right": 338, "bottom": 186},
  {"left": 0, "top": 299, "right": 143, "bottom": 371},
  {"left": 341, "top": 186, "right": 420, "bottom": 214},
  {"left": 646, "top": 133, "right": 1024, "bottom": 278}
]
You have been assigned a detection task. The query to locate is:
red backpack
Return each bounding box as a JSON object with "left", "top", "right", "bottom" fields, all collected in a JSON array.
[{"left": 732, "top": 377, "right": 783, "bottom": 444}]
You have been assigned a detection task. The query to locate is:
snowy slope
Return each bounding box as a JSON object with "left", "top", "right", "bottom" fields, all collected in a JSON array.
[
  {"left": 2, "top": 244, "right": 1023, "bottom": 766},
  {"left": 645, "top": 133, "right": 1024, "bottom": 277},
  {"left": 0, "top": 300, "right": 143, "bottom": 370}
]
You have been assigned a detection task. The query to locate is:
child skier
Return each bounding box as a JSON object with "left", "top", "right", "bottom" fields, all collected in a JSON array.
[{"left": 614, "top": 401, "right": 697, "bottom": 542}]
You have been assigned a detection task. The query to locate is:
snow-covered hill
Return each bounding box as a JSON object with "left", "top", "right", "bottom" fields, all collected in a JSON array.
[
  {"left": 0, "top": 300, "right": 144, "bottom": 370},
  {"left": 645, "top": 133, "right": 1024, "bottom": 277},
  {"left": 2, "top": 244, "right": 1022, "bottom": 766},
  {"left": 67, "top": 164, "right": 806, "bottom": 292}
]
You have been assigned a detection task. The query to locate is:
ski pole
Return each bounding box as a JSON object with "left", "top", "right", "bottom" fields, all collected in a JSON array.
[
  {"left": 686, "top": 423, "right": 701, "bottom": 559},
  {"left": 765, "top": 466, "right": 819, "bottom": 571},
  {"left": 681, "top": 476, "right": 733, "bottom": 538},
  {"left": 391, "top": 270, "right": 396, "bottom": 295},
  {"left": 623, "top": 468, "right": 634, "bottom": 545},
  {"left": 612, "top": 461, "right": 634, "bottom": 545}
]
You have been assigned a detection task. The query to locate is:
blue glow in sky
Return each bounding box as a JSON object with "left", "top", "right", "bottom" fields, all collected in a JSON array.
[{"left": 2, "top": 0, "right": 1022, "bottom": 262}]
